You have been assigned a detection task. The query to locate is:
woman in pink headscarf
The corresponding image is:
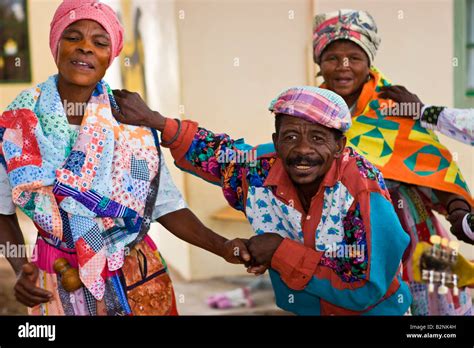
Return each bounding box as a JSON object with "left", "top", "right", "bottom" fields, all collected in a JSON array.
[{"left": 0, "top": 0, "right": 251, "bottom": 316}]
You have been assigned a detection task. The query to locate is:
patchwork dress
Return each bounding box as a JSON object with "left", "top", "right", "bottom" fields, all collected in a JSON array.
[{"left": 0, "top": 76, "right": 186, "bottom": 315}]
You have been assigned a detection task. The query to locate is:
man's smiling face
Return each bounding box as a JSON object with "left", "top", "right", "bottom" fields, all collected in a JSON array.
[{"left": 272, "top": 114, "right": 346, "bottom": 186}]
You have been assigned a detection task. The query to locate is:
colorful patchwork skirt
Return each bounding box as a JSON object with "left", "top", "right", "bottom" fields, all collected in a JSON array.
[{"left": 29, "top": 232, "right": 178, "bottom": 316}]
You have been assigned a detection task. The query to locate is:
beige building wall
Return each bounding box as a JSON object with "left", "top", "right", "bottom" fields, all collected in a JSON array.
[
  {"left": 173, "top": 0, "right": 313, "bottom": 279},
  {"left": 314, "top": 0, "right": 455, "bottom": 105}
]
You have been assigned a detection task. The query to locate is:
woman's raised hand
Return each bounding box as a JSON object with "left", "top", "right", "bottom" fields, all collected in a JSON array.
[
  {"left": 112, "top": 89, "right": 166, "bottom": 131},
  {"left": 379, "top": 85, "right": 424, "bottom": 119}
]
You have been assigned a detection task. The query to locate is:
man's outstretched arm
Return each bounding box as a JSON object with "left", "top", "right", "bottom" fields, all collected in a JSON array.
[
  {"left": 112, "top": 90, "right": 271, "bottom": 212},
  {"left": 157, "top": 208, "right": 251, "bottom": 265}
]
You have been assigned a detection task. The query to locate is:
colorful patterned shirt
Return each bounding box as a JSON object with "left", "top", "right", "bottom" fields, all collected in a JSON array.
[{"left": 161, "top": 118, "right": 412, "bottom": 315}]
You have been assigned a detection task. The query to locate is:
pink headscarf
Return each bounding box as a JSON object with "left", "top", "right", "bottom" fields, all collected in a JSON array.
[{"left": 50, "top": 0, "right": 124, "bottom": 67}]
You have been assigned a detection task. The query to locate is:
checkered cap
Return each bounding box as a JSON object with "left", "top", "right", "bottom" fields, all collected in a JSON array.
[{"left": 269, "top": 86, "right": 352, "bottom": 133}]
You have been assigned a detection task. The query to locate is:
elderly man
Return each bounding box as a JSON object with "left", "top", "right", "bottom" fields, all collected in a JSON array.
[{"left": 113, "top": 86, "right": 412, "bottom": 315}]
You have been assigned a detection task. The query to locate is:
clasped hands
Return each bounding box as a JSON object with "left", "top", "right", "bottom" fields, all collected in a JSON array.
[{"left": 221, "top": 233, "right": 284, "bottom": 275}]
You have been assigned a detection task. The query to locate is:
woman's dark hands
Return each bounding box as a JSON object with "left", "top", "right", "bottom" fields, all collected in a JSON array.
[
  {"left": 440, "top": 193, "right": 474, "bottom": 244},
  {"left": 447, "top": 211, "right": 474, "bottom": 245},
  {"left": 112, "top": 89, "right": 166, "bottom": 131},
  {"left": 221, "top": 238, "right": 269, "bottom": 275},
  {"left": 14, "top": 263, "right": 53, "bottom": 307},
  {"left": 247, "top": 233, "right": 283, "bottom": 267},
  {"left": 222, "top": 238, "right": 252, "bottom": 264}
]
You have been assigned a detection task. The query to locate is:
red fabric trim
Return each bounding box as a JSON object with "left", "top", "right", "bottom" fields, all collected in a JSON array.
[
  {"left": 162, "top": 118, "right": 222, "bottom": 184},
  {"left": 358, "top": 190, "right": 373, "bottom": 283},
  {"left": 319, "top": 276, "right": 402, "bottom": 315},
  {"left": 162, "top": 118, "right": 199, "bottom": 161},
  {"left": 271, "top": 238, "right": 322, "bottom": 290}
]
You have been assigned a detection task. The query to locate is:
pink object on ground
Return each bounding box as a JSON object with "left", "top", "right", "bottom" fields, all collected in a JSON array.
[{"left": 206, "top": 287, "right": 255, "bottom": 309}]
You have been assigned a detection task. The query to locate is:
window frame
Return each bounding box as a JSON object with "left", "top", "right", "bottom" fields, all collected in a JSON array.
[{"left": 454, "top": 0, "right": 474, "bottom": 106}]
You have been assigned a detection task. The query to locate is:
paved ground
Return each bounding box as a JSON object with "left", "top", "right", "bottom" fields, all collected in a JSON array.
[
  {"left": 0, "top": 258, "right": 285, "bottom": 316},
  {"left": 0, "top": 259, "right": 27, "bottom": 315},
  {"left": 171, "top": 270, "right": 286, "bottom": 315}
]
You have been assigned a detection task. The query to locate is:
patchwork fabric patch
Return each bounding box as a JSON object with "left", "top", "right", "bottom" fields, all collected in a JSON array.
[
  {"left": 131, "top": 155, "right": 150, "bottom": 181},
  {"left": 59, "top": 209, "right": 75, "bottom": 249},
  {"left": 315, "top": 181, "right": 354, "bottom": 251},
  {"left": 131, "top": 178, "right": 149, "bottom": 202},
  {"left": 83, "top": 224, "right": 104, "bottom": 253},
  {"left": 106, "top": 249, "right": 124, "bottom": 272},
  {"left": 3, "top": 140, "right": 22, "bottom": 160},
  {"left": 103, "top": 225, "right": 132, "bottom": 254},
  {"left": 75, "top": 238, "right": 95, "bottom": 266},
  {"left": 33, "top": 212, "right": 53, "bottom": 234},
  {"left": 63, "top": 150, "right": 86, "bottom": 176},
  {"left": 70, "top": 215, "right": 98, "bottom": 242},
  {"left": 246, "top": 186, "right": 303, "bottom": 241},
  {"left": 319, "top": 204, "right": 368, "bottom": 283}
]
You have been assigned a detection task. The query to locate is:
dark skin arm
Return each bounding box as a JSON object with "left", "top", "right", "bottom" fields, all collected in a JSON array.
[
  {"left": 247, "top": 233, "right": 284, "bottom": 268},
  {"left": 157, "top": 208, "right": 252, "bottom": 264},
  {"left": 0, "top": 214, "right": 53, "bottom": 307},
  {"left": 378, "top": 85, "right": 424, "bottom": 118},
  {"left": 0, "top": 213, "right": 27, "bottom": 275},
  {"left": 3, "top": 207, "right": 252, "bottom": 307},
  {"left": 434, "top": 190, "right": 473, "bottom": 244},
  {"left": 112, "top": 90, "right": 165, "bottom": 131},
  {"left": 112, "top": 90, "right": 267, "bottom": 275}
]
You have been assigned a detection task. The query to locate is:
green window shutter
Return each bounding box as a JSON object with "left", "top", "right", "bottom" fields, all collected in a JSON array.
[{"left": 454, "top": 0, "right": 474, "bottom": 106}]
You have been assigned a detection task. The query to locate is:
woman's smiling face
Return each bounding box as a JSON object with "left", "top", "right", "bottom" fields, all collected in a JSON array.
[
  {"left": 57, "top": 19, "right": 111, "bottom": 88},
  {"left": 319, "top": 40, "right": 370, "bottom": 104}
]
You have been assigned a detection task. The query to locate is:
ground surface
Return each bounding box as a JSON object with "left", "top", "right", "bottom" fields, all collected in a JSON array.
[{"left": 0, "top": 258, "right": 285, "bottom": 315}]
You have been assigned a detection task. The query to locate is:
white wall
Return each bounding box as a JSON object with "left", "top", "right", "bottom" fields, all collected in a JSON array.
[{"left": 136, "top": 0, "right": 192, "bottom": 279}]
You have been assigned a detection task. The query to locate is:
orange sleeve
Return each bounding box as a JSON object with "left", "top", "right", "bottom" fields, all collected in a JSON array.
[
  {"left": 271, "top": 238, "right": 323, "bottom": 290},
  {"left": 161, "top": 118, "right": 199, "bottom": 160}
]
